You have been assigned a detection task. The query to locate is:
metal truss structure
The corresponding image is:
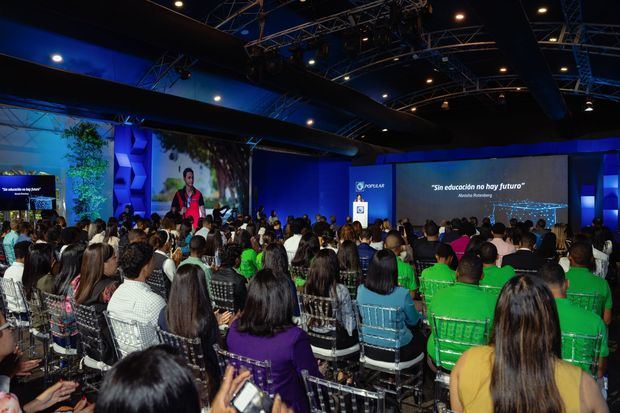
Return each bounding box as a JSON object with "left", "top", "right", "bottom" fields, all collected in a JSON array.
[
  {"left": 245, "top": 0, "right": 428, "bottom": 50},
  {"left": 338, "top": 74, "right": 620, "bottom": 138},
  {"left": 560, "top": 0, "right": 593, "bottom": 92}
]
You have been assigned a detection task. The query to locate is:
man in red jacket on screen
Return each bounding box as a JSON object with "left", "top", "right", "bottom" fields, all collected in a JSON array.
[{"left": 171, "top": 167, "right": 206, "bottom": 229}]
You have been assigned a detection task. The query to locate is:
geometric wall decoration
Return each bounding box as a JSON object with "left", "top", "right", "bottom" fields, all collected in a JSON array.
[
  {"left": 602, "top": 153, "right": 619, "bottom": 231},
  {"left": 113, "top": 126, "right": 152, "bottom": 218}
]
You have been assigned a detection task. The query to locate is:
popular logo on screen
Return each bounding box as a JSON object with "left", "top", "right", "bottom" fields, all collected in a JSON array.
[{"left": 355, "top": 181, "right": 385, "bottom": 192}]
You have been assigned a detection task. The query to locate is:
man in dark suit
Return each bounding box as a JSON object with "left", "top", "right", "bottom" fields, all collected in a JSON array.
[
  {"left": 501, "top": 231, "right": 546, "bottom": 271},
  {"left": 413, "top": 221, "right": 458, "bottom": 270}
]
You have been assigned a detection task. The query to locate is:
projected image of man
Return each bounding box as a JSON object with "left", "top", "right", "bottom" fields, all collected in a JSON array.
[{"left": 171, "top": 168, "right": 205, "bottom": 229}]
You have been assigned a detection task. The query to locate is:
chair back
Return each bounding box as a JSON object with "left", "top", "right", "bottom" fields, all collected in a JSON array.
[
  {"left": 41, "top": 292, "right": 76, "bottom": 349},
  {"left": 290, "top": 266, "right": 309, "bottom": 283},
  {"left": 28, "top": 288, "right": 50, "bottom": 335},
  {"left": 512, "top": 268, "right": 538, "bottom": 275},
  {"left": 73, "top": 302, "right": 115, "bottom": 367},
  {"left": 419, "top": 279, "right": 454, "bottom": 308},
  {"left": 566, "top": 292, "right": 603, "bottom": 315},
  {"left": 339, "top": 270, "right": 361, "bottom": 300},
  {"left": 214, "top": 344, "right": 274, "bottom": 397},
  {"left": 355, "top": 303, "right": 405, "bottom": 365},
  {"left": 158, "top": 329, "right": 208, "bottom": 382},
  {"left": 561, "top": 331, "right": 603, "bottom": 377},
  {"left": 298, "top": 293, "right": 338, "bottom": 348},
  {"left": 0, "top": 278, "right": 28, "bottom": 317},
  {"left": 414, "top": 259, "right": 437, "bottom": 277},
  {"left": 146, "top": 269, "right": 169, "bottom": 301},
  {"left": 479, "top": 285, "right": 502, "bottom": 300},
  {"left": 103, "top": 311, "right": 159, "bottom": 359},
  {"left": 430, "top": 313, "right": 490, "bottom": 371},
  {"left": 359, "top": 256, "right": 370, "bottom": 277},
  {"left": 301, "top": 370, "right": 385, "bottom": 413},
  {"left": 209, "top": 280, "right": 235, "bottom": 312}
]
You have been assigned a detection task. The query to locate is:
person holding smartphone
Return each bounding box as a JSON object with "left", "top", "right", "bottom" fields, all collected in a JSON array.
[{"left": 171, "top": 168, "right": 206, "bottom": 230}]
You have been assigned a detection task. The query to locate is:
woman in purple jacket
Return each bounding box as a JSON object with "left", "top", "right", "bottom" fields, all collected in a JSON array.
[{"left": 226, "top": 268, "right": 321, "bottom": 413}]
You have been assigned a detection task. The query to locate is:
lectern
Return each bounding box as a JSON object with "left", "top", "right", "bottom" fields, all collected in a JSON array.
[{"left": 352, "top": 201, "right": 368, "bottom": 228}]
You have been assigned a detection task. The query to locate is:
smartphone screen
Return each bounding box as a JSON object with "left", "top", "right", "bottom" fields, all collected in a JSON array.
[{"left": 232, "top": 380, "right": 259, "bottom": 412}]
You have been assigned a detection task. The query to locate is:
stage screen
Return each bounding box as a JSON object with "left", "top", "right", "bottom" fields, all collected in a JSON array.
[
  {"left": 396, "top": 155, "right": 568, "bottom": 225},
  {"left": 150, "top": 131, "right": 249, "bottom": 217},
  {"left": 0, "top": 175, "right": 56, "bottom": 211}
]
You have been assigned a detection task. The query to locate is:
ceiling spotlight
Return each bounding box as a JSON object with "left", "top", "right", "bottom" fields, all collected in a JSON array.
[
  {"left": 382, "top": 93, "right": 388, "bottom": 99},
  {"left": 393, "top": 57, "right": 400, "bottom": 62},
  {"left": 362, "top": 36, "right": 369, "bottom": 42},
  {"left": 213, "top": 95, "right": 222, "bottom": 102},
  {"left": 498, "top": 93, "right": 506, "bottom": 104},
  {"left": 441, "top": 100, "right": 450, "bottom": 110},
  {"left": 426, "top": 78, "right": 433, "bottom": 84},
  {"left": 381, "top": 128, "right": 388, "bottom": 132},
  {"left": 306, "top": 118, "right": 314, "bottom": 126},
  {"left": 410, "top": 106, "right": 417, "bottom": 112},
  {"left": 343, "top": 75, "right": 350, "bottom": 81},
  {"left": 51, "top": 54, "right": 63, "bottom": 63},
  {"left": 549, "top": 37, "right": 558, "bottom": 42},
  {"left": 584, "top": 99, "right": 594, "bottom": 112},
  {"left": 560, "top": 66, "right": 568, "bottom": 72},
  {"left": 537, "top": 6, "right": 548, "bottom": 14},
  {"left": 240, "top": 29, "right": 250, "bottom": 35},
  {"left": 300, "top": 0, "right": 306, "bottom": 2},
  {"left": 499, "top": 67, "right": 508, "bottom": 73},
  {"left": 455, "top": 13, "right": 465, "bottom": 21},
  {"left": 174, "top": 0, "right": 183, "bottom": 7},
  {"left": 516, "top": 87, "right": 522, "bottom": 91},
  {"left": 308, "top": 59, "right": 316, "bottom": 65}
]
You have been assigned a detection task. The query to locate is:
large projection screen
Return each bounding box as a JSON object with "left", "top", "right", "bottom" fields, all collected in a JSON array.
[{"left": 396, "top": 155, "right": 568, "bottom": 225}]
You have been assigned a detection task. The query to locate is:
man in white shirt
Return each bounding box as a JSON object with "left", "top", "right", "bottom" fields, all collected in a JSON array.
[
  {"left": 490, "top": 223, "right": 516, "bottom": 266},
  {"left": 3, "top": 241, "right": 29, "bottom": 314},
  {"left": 107, "top": 243, "right": 165, "bottom": 347},
  {"left": 284, "top": 218, "right": 303, "bottom": 264}
]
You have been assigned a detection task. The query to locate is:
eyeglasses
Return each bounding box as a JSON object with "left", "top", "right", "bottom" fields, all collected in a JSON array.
[{"left": 0, "top": 321, "right": 15, "bottom": 332}]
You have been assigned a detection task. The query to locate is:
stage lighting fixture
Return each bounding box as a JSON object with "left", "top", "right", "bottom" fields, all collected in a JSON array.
[
  {"left": 51, "top": 54, "right": 63, "bottom": 63},
  {"left": 537, "top": 6, "right": 548, "bottom": 14},
  {"left": 306, "top": 118, "right": 314, "bottom": 126},
  {"left": 264, "top": 51, "right": 283, "bottom": 74},
  {"left": 308, "top": 59, "right": 316, "bottom": 65},
  {"left": 441, "top": 100, "right": 449, "bottom": 110},
  {"left": 498, "top": 93, "right": 506, "bottom": 104},
  {"left": 362, "top": 36, "right": 369, "bottom": 42},
  {"left": 560, "top": 66, "right": 568, "bottom": 72},
  {"left": 382, "top": 93, "right": 388, "bottom": 99},
  {"left": 315, "top": 41, "right": 329, "bottom": 61},
  {"left": 213, "top": 95, "right": 222, "bottom": 102},
  {"left": 174, "top": 1, "right": 183, "bottom": 8},
  {"left": 426, "top": 78, "right": 433, "bottom": 84},
  {"left": 381, "top": 128, "right": 388, "bottom": 132},
  {"left": 499, "top": 67, "right": 507, "bottom": 73},
  {"left": 288, "top": 44, "right": 304, "bottom": 66},
  {"left": 455, "top": 13, "right": 465, "bottom": 21},
  {"left": 516, "top": 87, "right": 522, "bottom": 91},
  {"left": 549, "top": 37, "right": 558, "bottom": 42},
  {"left": 373, "top": 24, "right": 392, "bottom": 49},
  {"left": 344, "top": 75, "right": 350, "bottom": 81},
  {"left": 410, "top": 106, "right": 417, "bottom": 112},
  {"left": 343, "top": 31, "right": 361, "bottom": 58},
  {"left": 393, "top": 57, "right": 400, "bottom": 62},
  {"left": 175, "top": 65, "right": 192, "bottom": 80},
  {"left": 584, "top": 99, "right": 594, "bottom": 112}
]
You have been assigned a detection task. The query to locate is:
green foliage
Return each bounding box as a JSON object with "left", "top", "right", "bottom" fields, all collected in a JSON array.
[{"left": 62, "top": 122, "right": 109, "bottom": 220}]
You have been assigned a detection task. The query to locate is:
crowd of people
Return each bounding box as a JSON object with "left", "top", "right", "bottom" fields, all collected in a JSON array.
[{"left": 0, "top": 209, "right": 613, "bottom": 412}]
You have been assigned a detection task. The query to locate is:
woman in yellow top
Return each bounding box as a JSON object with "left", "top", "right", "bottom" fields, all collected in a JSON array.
[{"left": 450, "top": 274, "right": 608, "bottom": 413}]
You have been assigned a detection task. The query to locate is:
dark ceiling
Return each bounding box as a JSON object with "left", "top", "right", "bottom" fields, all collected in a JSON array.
[{"left": 0, "top": 0, "right": 619, "bottom": 156}]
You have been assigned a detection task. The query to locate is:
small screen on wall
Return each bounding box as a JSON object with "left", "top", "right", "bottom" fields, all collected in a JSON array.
[{"left": 0, "top": 175, "right": 57, "bottom": 211}]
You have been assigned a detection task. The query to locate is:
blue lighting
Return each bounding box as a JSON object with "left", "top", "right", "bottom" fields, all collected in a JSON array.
[
  {"left": 604, "top": 175, "right": 618, "bottom": 189},
  {"left": 581, "top": 196, "right": 595, "bottom": 208}
]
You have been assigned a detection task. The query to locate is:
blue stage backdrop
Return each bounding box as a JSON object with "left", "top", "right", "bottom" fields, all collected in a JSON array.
[{"left": 349, "top": 165, "right": 394, "bottom": 225}]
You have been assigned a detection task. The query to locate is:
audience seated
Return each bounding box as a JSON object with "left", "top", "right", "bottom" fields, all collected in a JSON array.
[
  {"left": 3, "top": 241, "right": 30, "bottom": 312},
  {"left": 149, "top": 230, "right": 177, "bottom": 284},
  {"left": 489, "top": 222, "right": 516, "bottom": 266},
  {"left": 419, "top": 243, "right": 456, "bottom": 304},
  {"left": 369, "top": 224, "right": 384, "bottom": 250},
  {"left": 357, "top": 229, "right": 376, "bottom": 262},
  {"left": 22, "top": 243, "right": 54, "bottom": 296},
  {"left": 479, "top": 242, "right": 516, "bottom": 289},
  {"left": 384, "top": 231, "right": 417, "bottom": 292},
  {"left": 356, "top": 249, "right": 423, "bottom": 362},
  {"left": 449, "top": 222, "right": 476, "bottom": 261},
  {"left": 427, "top": 255, "right": 495, "bottom": 368},
  {"left": 304, "top": 249, "right": 357, "bottom": 348},
  {"left": 283, "top": 218, "right": 303, "bottom": 264},
  {"left": 290, "top": 232, "right": 320, "bottom": 287},
  {"left": 262, "top": 243, "right": 300, "bottom": 317},
  {"left": 158, "top": 264, "right": 224, "bottom": 397},
  {"left": 227, "top": 269, "right": 321, "bottom": 413},
  {"left": 255, "top": 230, "right": 275, "bottom": 269},
  {"left": 237, "top": 229, "right": 258, "bottom": 279},
  {"left": 538, "top": 262, "right": 608, "bottom": 378},
  {"left": 501, "top": 231, "right": 546, "bottom": 271},
  {"left": 565, "top": 242, "right": 612, "bottom": 324},
  {"left": 450, "top": 275, "right": 608, "bottom": 413},
  {"left": 178, "top": 235, "right": 212, "bottom": 284},
  {"left": 107, "top": 242, "right": 166, "bottom": 329},
  {"left": 412, "top": 222, "right": 441, "bottom": 260},
  {"left": 337, "top": 240, "right": 361, "bottom": 273},
  {"left": 211, "top": 244, "right": 247, "bottom": 312},
  {"left": 2, "top": 220, "right": 19, "bottom": 265}
]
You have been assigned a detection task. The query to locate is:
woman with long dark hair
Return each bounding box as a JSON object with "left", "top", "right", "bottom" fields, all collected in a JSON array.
[
  {"left": 304, "top": 249, "right": 357, "bottom": 347},
  {"left": 263, "top": 243, "right": 300, "bottom": 316},
  {"left": 23, "top": 243, "right": 54, "bottom": 297},
  {"left": 53, "top": 242, "right": 87, "bottom": 297},
  {"left": 337, "top": 240, "right": 360, "bottom": 272},
  {"left": 204, "top": 231, "right": 224, "bottom": 268},
  {"left": 74, "top": 243, "right": 118, "bottom": 307},
  {"left": 291, "top": 232, "right": 320, "bottom": 287},
  {"left": 227, "top": 269, "right": 321, "bottom": 413},
  {"left": 450, "top": 275, "right": 608, "bottom": 413},
  {"left": 158, "top": 264, "right": 222, "bottom": 400}
]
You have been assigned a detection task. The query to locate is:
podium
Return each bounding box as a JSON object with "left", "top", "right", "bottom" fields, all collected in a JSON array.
[{"left": 352, "top": 201, "right": 368, "bottom": 228}]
